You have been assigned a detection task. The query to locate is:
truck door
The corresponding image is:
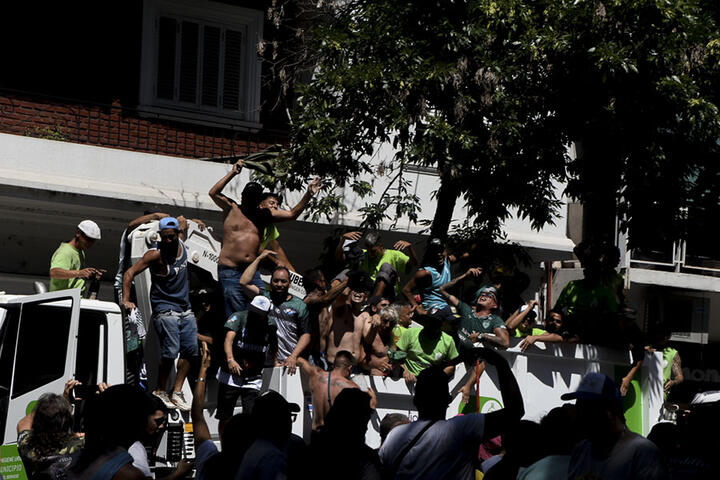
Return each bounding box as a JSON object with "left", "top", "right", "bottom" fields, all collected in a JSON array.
[{"left": 0, "top": 290, "right": 80, "bottom": 444}]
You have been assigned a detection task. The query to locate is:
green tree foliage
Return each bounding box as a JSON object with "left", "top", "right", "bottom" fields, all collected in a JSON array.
[{"left": 267, "top": 0, "right": 720, "bottom": 244}]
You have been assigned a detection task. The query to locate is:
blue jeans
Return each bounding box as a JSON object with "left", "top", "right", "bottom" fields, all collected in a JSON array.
[
  {"left": 218, "top": 264, "right": 265, "bottom": 317},
  {"left": 153, "top": 310, "right": 199, "bottom": 359}
]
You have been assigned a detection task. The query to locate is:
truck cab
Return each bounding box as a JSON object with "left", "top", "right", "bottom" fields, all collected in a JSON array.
[{"left": 0, "top": 289, "right": 125, "bottom": 445}]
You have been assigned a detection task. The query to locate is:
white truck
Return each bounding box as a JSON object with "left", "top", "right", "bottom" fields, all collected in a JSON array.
[{"left": 0, "top": 220, "right": 668, "bottom": 478}]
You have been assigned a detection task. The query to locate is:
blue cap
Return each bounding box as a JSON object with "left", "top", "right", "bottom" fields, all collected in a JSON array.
[
  {"left": 159, "top": 217, "right": 179, "bottom": 231},
  {"left": 561, "top": 372, "right": 621, "bottom": 402}
]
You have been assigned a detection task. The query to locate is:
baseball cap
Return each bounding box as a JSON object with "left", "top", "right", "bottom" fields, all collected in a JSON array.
[
  {"left": 343, "top": 240, "right": 365, "bottom": 264},
  {"left": 560, "top": 372, "right": 621, "bottom": 402},
  {"left": 519, "top": 304, "right": 538, "bottom": 320},
  {"left": 158, "top": 217, "right": 179, "bottom": 231},
  {"left": 253, "top": 390, "right": 300, "bottom": 418},
  {"left": 249, "top": 296, "right": 272, "bottom": 315},
  {"left": 474, "top": 285, "right": 498, "bottom": 303},
  {"left": 77, "top": 220, "right": 101, "bottom": 240}
]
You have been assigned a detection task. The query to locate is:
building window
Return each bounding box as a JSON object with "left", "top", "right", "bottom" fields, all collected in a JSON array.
[{"left": 140, "top": 0, "right": 263, "bottom": 128}]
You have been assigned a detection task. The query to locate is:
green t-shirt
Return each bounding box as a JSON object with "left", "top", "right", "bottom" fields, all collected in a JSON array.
[
  {"left": 397, "top": 327, "right": 459, "bottom": 376},
  {"left": 554, "top": 279, "right": 619, "bottom": 318},
  {"left": 359, "top": 249, "right": 409, "bottom": 279},
  {"left": 261, "top": 224, "right": 280, "bottom": 249},
  {"left": 513, "top": 327, "right": 547, "bottom": 338},
  {"left": 392, "top": 324, "right": 408, "bottom": 346},
  {"left": 359, "top": 248, "right": 409, "bottom": 294},
  {"left": 456, "top": 301, "right": 506, "bottom": 334},
  {"left": 49, "top": 243, "right": 86, "bottom": 292}
]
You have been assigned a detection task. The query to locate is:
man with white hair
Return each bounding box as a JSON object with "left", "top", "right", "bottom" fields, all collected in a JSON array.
[{"left": 49, "top": 219, "right": 104, "bottom": 293}]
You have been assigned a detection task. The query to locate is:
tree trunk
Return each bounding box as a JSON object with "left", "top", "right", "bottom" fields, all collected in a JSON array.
[
  {"left": 575, "top": 136, "right": 621, "bottom": 242},
  {"left": 430, "top": 172, "right": 461, "bottom": 240}
]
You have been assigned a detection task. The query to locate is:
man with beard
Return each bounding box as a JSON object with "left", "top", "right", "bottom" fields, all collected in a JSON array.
[
  {"left": 122, "top": 216, "right": 197, "bottom": 411},
  {"left": 240, "top": 250, "right": 310, "bottom": 374},
  {"left": 325, "top": 271, "right": 374, "bottom": 366},
  {"left": 209, "top": 158, "right": 320, "bottom": 316}
]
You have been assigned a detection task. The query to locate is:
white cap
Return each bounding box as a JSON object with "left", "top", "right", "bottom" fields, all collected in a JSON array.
[
  {"left": 249, "top": 296, "right": 271, "bottom": 315},
  {"left": 77, "top": 220, "right": 101, "bottom": 240}
]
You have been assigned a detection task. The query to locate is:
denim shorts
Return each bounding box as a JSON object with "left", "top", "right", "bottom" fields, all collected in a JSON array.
[
  {"left": 218, "top": 264, "right": 265, "bottom": 317},
  {"left": 153, "top": 310, "right": 199, "bottom": 359}
]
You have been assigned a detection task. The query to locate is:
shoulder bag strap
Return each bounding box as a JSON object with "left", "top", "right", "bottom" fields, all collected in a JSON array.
[{"left": 386, "top": 420, "right": 438, "bottom": 479}]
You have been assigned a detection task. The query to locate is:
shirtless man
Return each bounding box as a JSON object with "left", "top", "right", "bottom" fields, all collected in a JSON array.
[
  {"left": 296, "top": 351, "right": 376, "bottom": 430},
  {"left": 209, "top": 158, "right": 320, "bottom": 316},
  {"left": 303, "top": 267, "right": 349, "bottom": 369},
  {"left": 324, "top": 271, "right": 374, "bottom": 365},
  {"left": 361, "top": 305, "right": 397, "bottom": 376}
]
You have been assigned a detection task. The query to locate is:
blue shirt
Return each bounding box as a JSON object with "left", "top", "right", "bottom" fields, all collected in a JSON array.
[{"left": 421, "top": 258, "right": 451, "bottom": 311}]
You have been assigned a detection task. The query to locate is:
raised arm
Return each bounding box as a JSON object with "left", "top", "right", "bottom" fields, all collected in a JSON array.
[
  {"left": 121, "top": 250, "right": 160, "bottom": 311},
  {"left": 192, "top": 342, "right": 212, "bottom": 446},
  {"left": 239, "top": 250, "right": 275, "bottom": 297},
  {"left": 305, "top": 277, "right": 349, "bottom": 306},
  {"left": 393, "top": 240, "right": 418, "bottom": 271},
  {"left": 439, "top": 267, "right": 483, "bottom": 307},
  {"left": 480, "top": 348, "right": 524, "bottom": 438},
  {"left": 264, "top": 239, "right": 296, "bottom": 273},
  {"left": 335, "top": 231, "right": 362, "bottom": 263},
  {"left": 401, "top": 270, "right": 431, "bottom": 314},
  {"left": 268, "top": 178, "right": 322, "bottom": 223},
  {"left": 127, "top": 212, "right": 169, "bottom": 231},
  {"left": 505, "top": 300, "right": 539, "bottom": 331},
  {"left": 208, "top": 160, "right": 243, "bottom": 213},
  {"left": 295, "top": 356, "right": 318, "bottom": 378},
  {"left": 518, "top": 332, "right": 564, "bottom": 352}
]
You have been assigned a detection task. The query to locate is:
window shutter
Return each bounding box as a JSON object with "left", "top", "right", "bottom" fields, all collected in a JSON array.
[
  {"left": 222, "top": 28, "right": 243, "bottom": 110},
  {"left": 202, "top": 26, "right": 221, "bottom": 107},
  {"left": 156, "top": 16, "right": 177, "bottom": 100},
  {"left": 179, "top": 21, "right": 199, "bottom": 103}
]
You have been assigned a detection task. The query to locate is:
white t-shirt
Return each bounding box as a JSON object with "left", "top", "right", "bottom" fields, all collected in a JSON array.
[
  {"left": 128, "top": 441, "right": 151, "bottom": 478},
  {"left": 378, "top": 414, "right": 485, "bottom": 480}
]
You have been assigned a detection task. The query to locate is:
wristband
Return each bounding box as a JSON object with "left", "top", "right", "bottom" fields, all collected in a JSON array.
[{"left": 198, "top": 377, "right": 206, "bottom": 382}]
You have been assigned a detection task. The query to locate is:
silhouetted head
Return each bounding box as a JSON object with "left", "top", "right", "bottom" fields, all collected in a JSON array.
[
  {"left": 84, "top": 385, "right": 151, "bottom": 451},
  {"left": 303, "top": 268, "right": 327, "bottom": 293},
  {"left": 380, "top": 413, "right": 410, "bottom": 445},
  {"left": 540, "top": 404, "right": 580, "bottom": 456},
  {"left": 413, "top": 367, "right": 451, "bottom": 420},
  {"left": 324, "top": 388, "right": 374, "bottom": 444},
  {"left": 422, "top": 237, "right": 447, "bottom": 269},
  {"left": 241, "top": 182, "right": 264, "bottom": 208},
  {"left": 561, "top": 373, "right": 624, "bottom": 442},
  {"left": 252, "top": 390, "right": 299, "bottom": 446}
]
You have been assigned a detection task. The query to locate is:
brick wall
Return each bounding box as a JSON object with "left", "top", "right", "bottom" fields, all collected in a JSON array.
[{"left": 0, "top": 92, "right": 288, "bottom": 160}]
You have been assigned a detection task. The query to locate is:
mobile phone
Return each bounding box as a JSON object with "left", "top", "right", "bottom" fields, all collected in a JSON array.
[{"left": 72, "top": 384, "right": 100, "bottom": 400}]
